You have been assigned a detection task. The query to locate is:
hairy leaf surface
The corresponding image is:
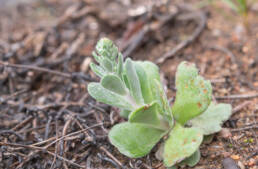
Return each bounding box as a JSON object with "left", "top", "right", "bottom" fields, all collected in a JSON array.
[
  {"left": 88, "top": 83, "right": 133, "bottom": 110},
  {"left": 190, "top": 103, "right": 232, "bottom": 135},
  {"left": 101, "top": 74, "right": 127, "bottom": 95},
  {"left": 109, "top": 122, "right": 166, "bottom": 158},
  {"left": 172, "top": 61, "right": 212, "bottom": 125},
  {"left": 125, "top": 58, "right": 144, "bottom": 105},
  {"left": 164, "top": 123, "right": 203, "bottom": 167},
  {"left": 90, "top": 63, "right": 106, "bottom": 77},
  {"left": 129, "top": 102, "right": 165, "bottom": 129},
  {"left": 134, "top": 63, "right": 153, "bottom": 104}
]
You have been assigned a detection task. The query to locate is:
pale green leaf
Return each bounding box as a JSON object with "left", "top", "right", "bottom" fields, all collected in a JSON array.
[
  {"left": 190, "top": 102, "right": 232, "bottom": 135},
  {"left": 101, "top": 74, "right": 127, "bottom": 95},
  {"left": 154, "top": 79, "right": 173, "bottom": 124},
  {"left": 163, "top": 123, "right": 203, "bottom": 167},
  {"left": 172, "top": 61, "right": 212, "bottom": 125},
  {"left": 136, "top": 61, "right": 160, "bottom": 99},
  {"left": 136, "top": 61, "right": 160, "bottom": 82},
  {"left": 129, "top": 102, "right": 167, "bottom": 130},
  {"left": 134, "top": 62, "right": 153, "bottom": 104},
  {"left": 137, "top": 61, "right": 172, "bottom": 119},
  {"left": 101, "top": 58, "right": 113, "bottom": 72},
  {"left": 90, "top": 63, "right": 106, "bottom": 77},
  {"left": 88, "top": 83, "right": 133, "bottom": 110},
  {"left": 117, "top": 53, "right": 123, "bottom": 78},
  {"left": 109, "top": 122, "right": 167, "bottom": 158},
  {"left": 179, "top": 149, "right": 201, "bottom": 167},
  {"left": 125, "top": 58, "right": 144, "bottom": 105}
]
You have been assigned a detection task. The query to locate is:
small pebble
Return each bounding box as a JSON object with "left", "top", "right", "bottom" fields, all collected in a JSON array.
[
  {"left": 223, "top": 158, "right": 240, "bottom": 169},
  {"left": 231, "top": 155, "right": 240, "bottom": 160}
]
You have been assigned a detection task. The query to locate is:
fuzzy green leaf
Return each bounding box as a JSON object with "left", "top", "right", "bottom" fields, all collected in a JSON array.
[
  {"left": 117, "top": 53, "right": 123, "bottom": 78},
  {"left": 154, "top": 79, "right": 173, "bottom": 123},
  {"left": 129, "top": 102, "right": 166, "bottom": 130},
  {"left": 109, "top": 122, "right": 167, "bottom": 158},
  {"left": 90, "top": 63, "right": 106, "bottom": 77},
  {"left": 88, "top": 83, "right": 133, "bottom": 110},
  {"left": 137, "top": 61, "right": 170, "bottom": 117},
  {"left": 172, "top": 61, "right": 212, "bottom": 125},
  {"left": 96, "top": 38, "right": 118, "bottom": 61},
  {"left": 125, "top": 58, "right": 144, "bottom": 105},
  {"left": 163, "top": 123, "right": 203, "bottom": 167},
  {"left": 137, "top": 61, "right": 160, "bottom": 97},
  {"left": 190, "top": 103, "right": 232, "bottom": 135},
  {"left": 101, "top": 74, "right": 127, "bottom": 95},
  {"left": 179, "top": 149, "right": 201, "bottom": 167},
  {"left": 134, "top": 63, "right": 153, "bottom": 104},
  {"left": 101, "top": 58, "right": 113, "bottom": 72}
]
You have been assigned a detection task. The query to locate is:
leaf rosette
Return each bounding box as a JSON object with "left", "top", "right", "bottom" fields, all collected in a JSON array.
[{"left": 88, "top": 38, "right": 232, "bottom": 168}]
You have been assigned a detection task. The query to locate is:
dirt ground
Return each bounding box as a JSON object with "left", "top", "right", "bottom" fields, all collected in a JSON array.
[{"left": 0, "top": 0, "right": 257, "bottom": 169}]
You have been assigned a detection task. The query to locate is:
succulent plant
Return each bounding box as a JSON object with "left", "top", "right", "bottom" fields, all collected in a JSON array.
[{"left": 88, "top": 38, "right": 232, "bottom": 168}]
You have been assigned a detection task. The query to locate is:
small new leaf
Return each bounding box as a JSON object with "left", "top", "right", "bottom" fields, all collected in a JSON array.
[
  {"left": 190, "top": 102, "right": 232, "bottom": 135},
  {"left": 88, "top": 83, "right": 133, "bottom": 110},
  {"left": 109, "top": 122, "right": 167, "bottom": 158},
  {"left": 101, "top": 58, "right": 113, "bottom": 72},
  {"left": 163, "top": 123, "right": 203, "bottom": 167},
  {"left": 117, "top": 53, "right": 123, "bottom": 78},
  {"left": 101, "top": 74, "right": 127, "bottom": 95},
  {"left": 134, "top": 63, "right": 153, "bottom": 104},
  {"left": 172, "top": 61, "right": 212, "bottom": 125},
  {"left": 90, "top": 63, "right": 106, "bottom": 77},
  {"left": 154, "top": 79, "right": 173, "bottom": 123},
  {"left": 125, "top": 58, "right": 144, "bottom": 105},
  {"left": 96, "top": 38, "right": 118, "bottom": 61}
]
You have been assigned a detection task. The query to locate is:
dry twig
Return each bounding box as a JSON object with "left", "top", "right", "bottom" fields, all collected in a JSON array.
[
  {"left": 216, "top": 93, "right": 258, "bottom": 100},
  {"left": 156, "top": 11, "right": 207, "bottom": 64}
]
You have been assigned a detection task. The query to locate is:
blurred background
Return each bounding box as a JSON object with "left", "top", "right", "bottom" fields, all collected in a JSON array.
[{"left": 0, "top": 0, "right": 257, "bottom": 169}]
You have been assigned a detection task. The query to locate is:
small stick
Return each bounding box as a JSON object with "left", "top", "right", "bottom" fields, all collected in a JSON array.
[
  {"left": 0, "top": 60, "right": 71, "bottom": 78},
  {"left": 11, "top": 116, "right": 33, "bottom": 131},
  {"left": 156, "top": 11, "right": 207, "bottom": 64},
  {"left": 99, "top": 146, "right": 123, "bottom": 168},
  {"left": 44, "top": 123, "right": 105, "bottom": 149},
  {"left": 61, "top": 119, "right": 72, "bottom": 169},
  {"left": 97, "top": 153, "right": 121, "bottom": 169},
  {"left": 0, "top": 60, "right": 95, "bottom": 82},
  {"left": 0, "top": 142, "right": 84, "bottom": 168},
  {"left": 215, "top": 93, "right": 258, "bottom": 100},
  {"left": 232, "top": 101, "right": 252, "bottom": 114},
  {"left": 231, "top": 125, "right": 258, "bottom": 132}
]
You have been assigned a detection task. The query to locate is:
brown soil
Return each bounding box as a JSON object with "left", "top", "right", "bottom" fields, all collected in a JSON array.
[{"left": 0, "top": 0, "right": 257, "bottom": 169}]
